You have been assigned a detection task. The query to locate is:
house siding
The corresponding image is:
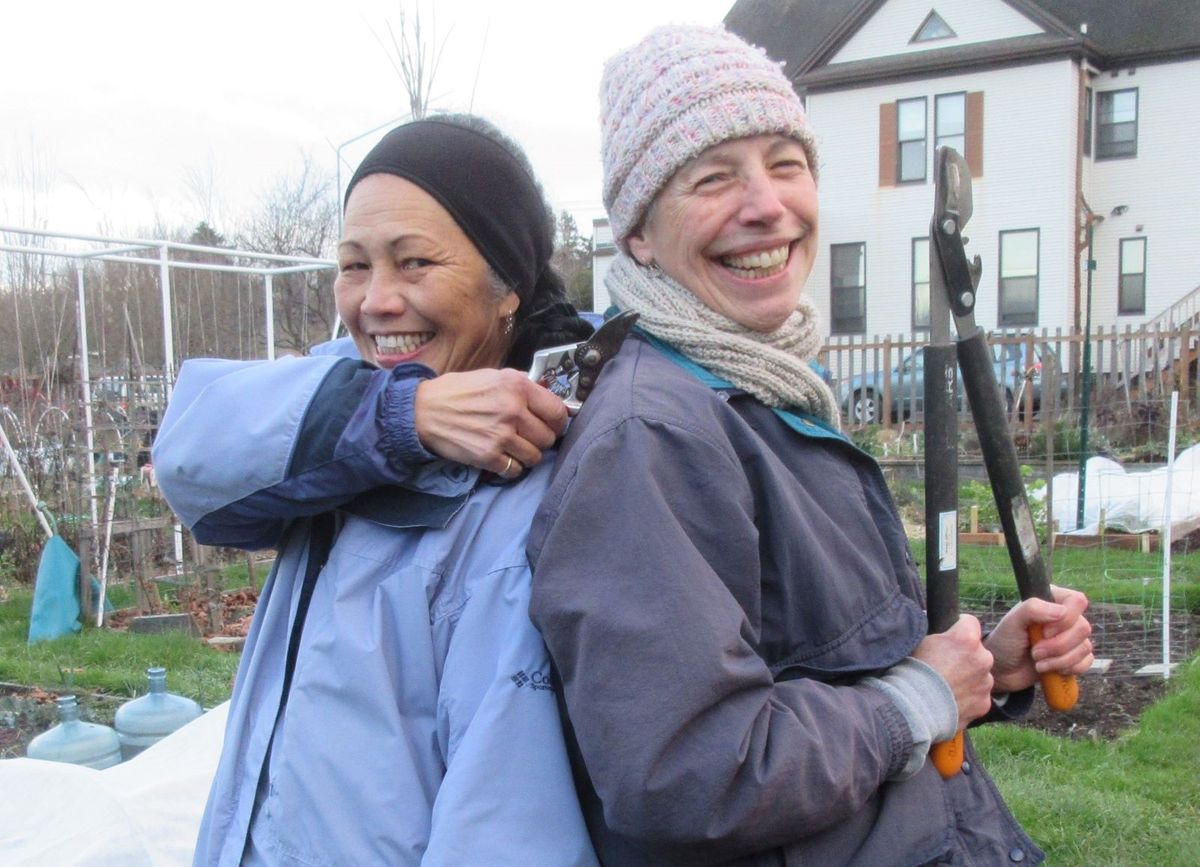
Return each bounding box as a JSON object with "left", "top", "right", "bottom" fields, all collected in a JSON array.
[
  {"left": 1084, "top": 58, "right": 1200, "bottom": 331},
  {"left": 808, "top": 58, "right": 1079, "bottom": 339},
  {"left": 591, "top": 218, "right": 616, "bottom": 314},
  {"left": 831, "top": 0, "right": 1043, "bottom": 65}
]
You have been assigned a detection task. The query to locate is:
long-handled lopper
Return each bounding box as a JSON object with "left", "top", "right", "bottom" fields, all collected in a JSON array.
[{"left": 925, "top": 147, "right": 1078, "bottom": 777}]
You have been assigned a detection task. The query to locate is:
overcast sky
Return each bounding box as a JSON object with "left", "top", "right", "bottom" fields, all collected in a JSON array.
[{"left": 1, "top": 0, "right": 734, "bottom": 246}]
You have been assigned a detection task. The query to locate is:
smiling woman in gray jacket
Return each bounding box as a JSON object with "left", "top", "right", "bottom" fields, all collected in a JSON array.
[{"left": 528, "top": 26, "right": 1095, "bottom": 867}]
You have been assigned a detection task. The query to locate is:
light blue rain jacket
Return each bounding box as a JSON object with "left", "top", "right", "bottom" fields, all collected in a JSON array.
[{"left": 153, "top": 353, "right": 597, "bottom": 866}]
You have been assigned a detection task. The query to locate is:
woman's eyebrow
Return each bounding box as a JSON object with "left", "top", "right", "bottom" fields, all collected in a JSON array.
[
  {"left": 765, "top": 137, "right": 805, "bottom": 158},
  {"left": 685, "top": 152, "right": 740, "bottom": 176}
]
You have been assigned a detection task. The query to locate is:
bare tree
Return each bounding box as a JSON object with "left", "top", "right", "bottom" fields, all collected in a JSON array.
[
  {"left": 374, "top": 2, "right": 453, "bottom": 118},
  {"left": 0, "top": 143, "right": 62, "bottom": 429},
  {"left": 182, "top": 153, "right": 225, "bottom": 231},
  {"left": 234, "top": 155, "right": 338, "bottom": 353}
]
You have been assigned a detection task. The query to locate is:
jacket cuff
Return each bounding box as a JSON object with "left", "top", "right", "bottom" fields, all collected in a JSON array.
[
  {"left": 863, "top": 657, "right": 958, "bottom": 781},
  {"left": 974, "top": 686, "right": 1035, "bottom": 725},
  {"left": 380, "top": 365, "right": 437, "bottom": 466}
]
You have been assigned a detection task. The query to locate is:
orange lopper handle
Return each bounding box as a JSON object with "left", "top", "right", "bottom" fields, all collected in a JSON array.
[
  {"left": 931, "top": 731, "right": 964, "bottom": 779},
  {"left": 1028, "top": 622, "right": 1079, "bottom": 711}
]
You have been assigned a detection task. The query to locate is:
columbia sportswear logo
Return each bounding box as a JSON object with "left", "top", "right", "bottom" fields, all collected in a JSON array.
[{"left": 510, "top": 669, "right": 556, "bottom": 692}]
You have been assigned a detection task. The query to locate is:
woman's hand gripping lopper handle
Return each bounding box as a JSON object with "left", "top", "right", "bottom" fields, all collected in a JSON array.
[
  {"left": 957, "top": 329, "right": 1078, "bottom": 712},
  {"left": 1028, "top": 623, "right": 1080, "bottom": 710},
  {"left": 924, "top": 342, "right": 964, "bottom": 778}
]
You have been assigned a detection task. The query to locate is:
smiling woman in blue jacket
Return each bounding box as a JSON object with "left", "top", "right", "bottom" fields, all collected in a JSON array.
[{"left": 153, "top": 115, "right": 598, "bottom": 866}]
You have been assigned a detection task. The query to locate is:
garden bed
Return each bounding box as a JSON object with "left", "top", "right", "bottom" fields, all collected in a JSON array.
[
  {"left": 976, "top": 602, "right": 1197, "bottom": 740},
  {"left": 3, "top": 591, "right": 1194, "bottom": 759}
]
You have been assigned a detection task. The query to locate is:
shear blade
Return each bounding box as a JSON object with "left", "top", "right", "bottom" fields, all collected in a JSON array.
[{"left": 935, "top": 146, "right": 973, "bottom": 228}]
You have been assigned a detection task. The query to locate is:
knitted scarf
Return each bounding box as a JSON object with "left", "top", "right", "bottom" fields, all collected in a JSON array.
[{"left": 606, "top": 253, "right": 839, "bottom": 427}]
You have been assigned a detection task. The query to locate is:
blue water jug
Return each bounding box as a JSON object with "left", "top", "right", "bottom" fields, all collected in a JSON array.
[
  {"left": 114, "top": 666, "right": 203, "bottom": 760},
  {"left": 26, "top": 695, "right": 122, "bottom": 769}
]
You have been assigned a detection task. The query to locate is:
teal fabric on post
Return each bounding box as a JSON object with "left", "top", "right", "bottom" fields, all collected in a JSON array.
[{"left": 28, "top": 535, "right": 82, "bottom": 643}]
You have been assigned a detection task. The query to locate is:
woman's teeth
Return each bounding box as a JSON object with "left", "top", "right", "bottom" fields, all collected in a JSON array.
[
  {"left": 375, "top": 332, "right": 433, "bottom": 354},
  {"left": 720, "top": 244, "right": 790, "bottom": 278}
]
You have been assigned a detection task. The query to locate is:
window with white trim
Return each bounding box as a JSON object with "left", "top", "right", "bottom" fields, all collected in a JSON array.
[
  {"left": 1118, "top": 237, "right": 1146, "bottom": 314},
  {"left": 897, "top": 98, "right": 927, "bottom": 183},
  {"left": 934, "top": 93, "right": 965, "bottom": 157},
  {"left": 1096, "top": 89, "right": 1138, "bottom": 159},
  {"left": 998, "top": 229, "right": 1039, "bottom": 326},
  {"left": 913, "top": 237, "right": 930, "bottom": 331},
  {"left": 831, "top": 243, "right": 866, "bottom": 335},
  {"left": 912, "top": 10, "right": 955, "bottom": 43},
  {"left": 880, "top": 92, "right": 982, "bottom": 185}
]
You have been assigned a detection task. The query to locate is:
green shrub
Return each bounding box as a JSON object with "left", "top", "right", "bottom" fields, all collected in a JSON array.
[{"left": 958, "top": 466, "right": 1046, "bottom": 533}]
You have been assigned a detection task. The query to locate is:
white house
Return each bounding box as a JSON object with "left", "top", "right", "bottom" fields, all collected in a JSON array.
[
  {"left": 592, "top": 217, "right": 616, "bottom": 314},
  {"left": 722, "top": 0, "right": 1200, "bottom": 345}
]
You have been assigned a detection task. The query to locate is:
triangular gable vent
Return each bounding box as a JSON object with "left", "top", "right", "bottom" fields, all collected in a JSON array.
[{"left": 911, "top": 10, "right": 956, "bottom": 43}]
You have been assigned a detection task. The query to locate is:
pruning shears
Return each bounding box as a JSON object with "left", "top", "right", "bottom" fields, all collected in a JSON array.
[
  {"left": 925, "top": 147, "right": 1078, "bottom": 778},
  {"left": 528, "top": 310, "right": 639, "bottom": 414}
]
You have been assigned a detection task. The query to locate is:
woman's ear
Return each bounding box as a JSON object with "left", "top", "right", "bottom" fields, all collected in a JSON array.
[
  {"left": 499, "top": 291, "right": 520, "bottom": 323},
  {"left": 627, "top": 232, "right": 655, "bottom": 267}
]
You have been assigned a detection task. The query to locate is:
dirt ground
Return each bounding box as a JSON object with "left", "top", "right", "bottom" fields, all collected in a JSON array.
[
  {"left": 3, "top": 594, "right": 1195, "bottom": 758},
  {"left": 974, "top": 601, "right": 1196, "bottom": 740},
  {"left": 103, "top": 586, "right": 260, "bottom": 639}
]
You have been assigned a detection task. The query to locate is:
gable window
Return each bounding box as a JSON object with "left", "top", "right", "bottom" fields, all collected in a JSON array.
[
  {"left": 1096, "top": 89, "right": 1138, "bottom": 159},
  {"left": 998, "top": 229, "right": 1039, "bottom": 326},
  {"left": 913, "top": 238, "right": 930, "bottom": 331},
  {"left": 897, "top": 98, "right": 927, "bottom": 183},
  {"left": 912, "top": 10, "right": 955, "bottom": 43},
  {"left": 935, "top": 93, "right": 965, "bottom": 157},
  {"left": 1118, "top": 237, "right": 1147, "bottom": 314},
  {"left": 1083, "top": 86, "right": 1093, "bottom": 157},
  {"left": 831, "top": 243, "right": 866, "bottom": 334}
]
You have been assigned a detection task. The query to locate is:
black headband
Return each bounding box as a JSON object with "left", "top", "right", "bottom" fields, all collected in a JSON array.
[{"left": 344, "top": 118, "right": 549, "bottom": 305}]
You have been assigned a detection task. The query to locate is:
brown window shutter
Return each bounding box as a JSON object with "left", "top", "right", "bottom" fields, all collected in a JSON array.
[
  {"left": 879, "top": 102, "right": 897, "bottom": 186},
  {"left": 966, "top": 91, "right": 984, "bottom": 177}
]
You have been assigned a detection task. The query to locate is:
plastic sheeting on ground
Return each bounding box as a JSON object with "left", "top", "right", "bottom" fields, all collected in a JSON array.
[
  {"left": 1046, "top": 444, "right": 1200, "bottom": 534},
  {"left": 0, "top": 700, "right": 227, "bottom": 865}
]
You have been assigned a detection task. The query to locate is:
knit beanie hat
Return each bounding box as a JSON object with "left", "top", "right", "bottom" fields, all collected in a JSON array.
[{"left": 600, "top": 25, "right": 818, "bottom": 248}]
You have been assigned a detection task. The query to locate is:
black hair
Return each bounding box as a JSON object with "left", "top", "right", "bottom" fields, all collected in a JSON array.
[{"left": 435, "top": 114, "right": 592, "bottom": 369}]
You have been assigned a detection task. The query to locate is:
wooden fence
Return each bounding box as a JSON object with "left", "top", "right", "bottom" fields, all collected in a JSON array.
[{"left": 821, "top": 324, "right": 1199, "bottom": 433}]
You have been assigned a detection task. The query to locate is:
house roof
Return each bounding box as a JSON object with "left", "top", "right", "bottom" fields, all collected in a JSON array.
[
  {"left": 724, "top": 0, "right": 1200, "bottom": 89},
  {"left": 1029, "top": 0, "right": 1200, "bottom": 59}
]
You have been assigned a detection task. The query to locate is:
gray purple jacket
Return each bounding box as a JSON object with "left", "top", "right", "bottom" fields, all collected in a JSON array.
[{"left": 528, "top": 334, "right": 1041, "bottom": 866}]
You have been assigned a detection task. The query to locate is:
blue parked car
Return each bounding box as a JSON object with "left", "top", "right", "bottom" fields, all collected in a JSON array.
[
  {"left": 837, "top": 341, "right": 1054, "bottom": 425},
  {"left": 579, "top": 311, "right": 606, "bottom": 331}
]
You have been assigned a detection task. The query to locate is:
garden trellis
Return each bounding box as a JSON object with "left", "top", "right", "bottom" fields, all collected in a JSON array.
[{"left": 0, "top": 225, "right": 336, "bottom": 586}]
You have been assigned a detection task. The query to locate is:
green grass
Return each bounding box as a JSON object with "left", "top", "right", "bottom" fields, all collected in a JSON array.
[
  {"left": 909, "top": 539, "right": 1200, "bottom": 864},
  {"left": 910, "top": 539, "right": 1200, "bottom": 613},
  {"left": 2, "top": 545, "right": 1197, "bottom": 863},
  {"left": 973, "top": 657, "right": 1200, "bottom": 866},
  {"left": 0, "top": 586, "right": 239, "bottom": 709}
]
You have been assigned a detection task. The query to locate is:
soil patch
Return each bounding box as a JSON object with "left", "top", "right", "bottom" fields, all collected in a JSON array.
[
  {"left": 974, "top": 602, "right": 1197, "bottom": 740},
  {"left": 104, "top": 586, "right": 260, "bottom": 638}
]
